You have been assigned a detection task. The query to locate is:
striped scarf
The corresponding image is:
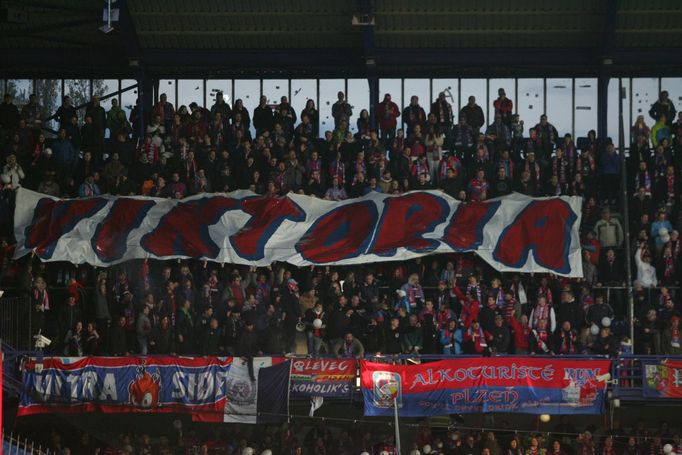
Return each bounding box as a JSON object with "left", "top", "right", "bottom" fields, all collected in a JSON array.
[
  {"left": 537, "top": 286, "right": 553, "bottom": 304},
  {"left": 33, "top": 288, "right": 50, "bottom": 310},
  {"left": 559, "top": 329, "right": 576, "bottom": 354},
  {"left": 468, "top": 325, "right": 487, "bottom": 350},
  {"left": 635, "top": 170, "right": 652, "bottom": 192},
  {"left": 505, "top": 297, "right": 517, "bottom": 320},
  {"left": 664, "top": 253, "right": 675, "bottom": 278},
  {"left": 666, "top": 175, "right": 676, "bottom": 202},
  {"left": 654, "top": 154, "right": 667, "bottom": 179},
  {"left": 552, "top": 156, "right": 568, "bottom": 183},
  {"left": 532, "top": 303, "right": 550, "bottom": 327},
  {"left": 578, "top": 154, "right": 596, "bottom": 177},
  {"left": 524, "top": 160, "right": 541, "bottom": 181}
]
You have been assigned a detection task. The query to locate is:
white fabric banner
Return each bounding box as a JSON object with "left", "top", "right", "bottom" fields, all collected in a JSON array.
[
  {"left": 13, "top": 188, "right": 583, "bottom": 276},
  {"left": 223, "top": 357, "right": 272, "bottom": 424}
]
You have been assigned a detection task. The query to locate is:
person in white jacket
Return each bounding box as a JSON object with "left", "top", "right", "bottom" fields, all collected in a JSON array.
[
  {"left": 1, "top": 154, "right": 25, "bottom": 190},
  {"left": 528, "top": 296, "right": 557, "bottom": 332},
  {"left": 634, "top": 243, "right": 658, "bottom": 287}
]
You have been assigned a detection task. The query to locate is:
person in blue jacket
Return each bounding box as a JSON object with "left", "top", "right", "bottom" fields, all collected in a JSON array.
[{"left": 440, "top": 319, "right": 463, "bottom": 355}]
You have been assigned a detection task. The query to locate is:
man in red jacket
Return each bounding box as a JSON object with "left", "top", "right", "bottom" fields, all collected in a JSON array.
[
  {"left": 376, "top": 93, "right": 400, "bottom": 143},
  {"left": 493, "top": 88, "right": 514, "bottom": 127}
]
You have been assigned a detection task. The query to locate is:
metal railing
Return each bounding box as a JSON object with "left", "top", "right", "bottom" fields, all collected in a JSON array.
[
  {"left": 608, "top": 354, "right": 679, "bottom": 403},
  {"left": 0, "top": 297, "right": 33, "bottom": 351},
  {"left": 8, "top": 350, "right": 682, "bottom": 406},
  {"left": 2, "top": 431, "right": 51, "bottom": 455},
  {"left": 2, "top": 341, "right": 29, "bottom": 396}
]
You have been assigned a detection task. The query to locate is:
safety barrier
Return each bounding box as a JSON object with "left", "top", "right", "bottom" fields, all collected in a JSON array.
[
  {"left": 1, "top": 430, "right": 50, "bottom": 455},
  {"left": 0, "top": 297, "right": 33, "bottom": 351},
  {"left": 2, "top": 341, "right": 29, "bottom": 396},
  {"left": 4, "top": 348, "right": 682, "bottom": 406},
  {"left": 609, "top": 354, "right": 682, "bottom": 403}
]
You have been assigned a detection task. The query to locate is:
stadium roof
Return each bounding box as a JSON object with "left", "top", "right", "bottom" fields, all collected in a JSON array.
[{"left": 2, "top": 0, "right": 682, "bottom": 79}]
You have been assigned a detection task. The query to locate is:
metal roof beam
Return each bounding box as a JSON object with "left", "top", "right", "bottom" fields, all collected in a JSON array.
[
  {"left": 377, "top": 10, "right": 602, "bottom": 15},
  {"left": 375, "top": 30, "right": 596, "bottom": 35},
  {"left": 0, "top": 18, "right": 94, "bottom": 37},
  {"left": 136, "top": 30, "right": 354, "bottom": 36},
  {"left": 8, "top": 1, "right": 100, "bottom": 13},
  {"left": 3, "top": 46, "right": 682, "bottom": 79},
  {"left": 136, "top": 46, "right": 682, "bottom": 67},
  {"left": 602, "top": 0, "right": 618, "bottom": 60},
  {"left": 358, "top": 0, "right": 378, "bottom": 126},
  {"left": 131, "top": 11, "right": 349, "bottom": 16},
  {"left": 119, "top": 0, "right": 143, "bottom": 65}
]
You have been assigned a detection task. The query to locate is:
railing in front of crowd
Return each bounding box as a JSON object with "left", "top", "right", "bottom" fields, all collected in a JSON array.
[
  {"left": 357, "top": 354, "right": 680, "bottom": 404},
  {"left": 2, "top": 430, "right": 51, "bottom": 455},
  {"left": 4, "top": 349, "right": 681, "bottom": 406},
  {"left": 609, "top": 354, "right": 682, "bottom": 403},
  {"left": 0, "top": 296, "right": 33, "bottom": 351},
  {"left": 2, "top": 340, "right": 29, "bottom": 396}
]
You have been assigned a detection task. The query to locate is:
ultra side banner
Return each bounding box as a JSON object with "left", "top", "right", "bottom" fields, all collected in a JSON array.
[
  {"left": 18, "top": 356, "right": 291, "bottom": 424},
  {"left": 13, "top": 188, "right": 583, "bottom": 276},
  {"left": 361, "top": 358, "right": 612, "bottom": 416}
]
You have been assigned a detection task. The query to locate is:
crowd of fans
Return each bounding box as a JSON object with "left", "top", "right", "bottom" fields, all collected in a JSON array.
[
  {"left": 0, "top": 87, "right": 681, "bottom": 358},
  {"left": 14, "top": 416, "right": 682, "bottom": 455}
]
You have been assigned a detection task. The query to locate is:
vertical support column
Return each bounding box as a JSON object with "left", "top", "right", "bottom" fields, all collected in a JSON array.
[
  {"left": 597, "top": 75, "right": 609, "bottom": 141},
  {"left": 358, "top": 0, "right": 376, "bottom": 131},
  {"left": 136, "top": 76, "right": 155, "bottom": 140},
  {"left": 571, "top": 78, "right": 572, "bottom": 142},
  {"left": 617, "top": 78, "right": 635, "bottom": 350},
  {"left": 368, "top": 76, "right": 379, "bottom": 130},
  {"left": 152, "top": 79, "right": 160, "bottom": 104},
  {"left": 486, "top": 78, "right": 490, "bottom": 124},
  {"left": 543, "top": 78, "right": 547, "bottom": 115},
  {"left": 401, "top": 78, "right": 405, "bottom": 131}
]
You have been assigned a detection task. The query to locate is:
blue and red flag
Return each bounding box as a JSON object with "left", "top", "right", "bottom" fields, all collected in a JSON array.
[
  {"left": 18, "top": 356, "right": 290, "bottom": 424},
  {"left": 643, "top": 359, "right": 682, "bottom": 398},
  {"left": 361, "top": 358, "right": 611, "bottom": 416}
]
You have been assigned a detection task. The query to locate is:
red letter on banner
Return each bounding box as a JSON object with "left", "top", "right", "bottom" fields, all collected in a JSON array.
[
  {"left": 140, "top": 197, "right": 240, "bottom": 258},
  {"left": 24, "top": 197, "right": 108, "bottom": 259},
  {"left": 493, "top": 199, "right": 576, "bottom": 274},
  {"left": 368, "top": 192, "right": 449, "bottom": 256},
  {"left": 229, "top": 196, "right": 305, "bottom": 260},
  {"left": 92, "top": 199, "right": 156, "bottom": 263},
  {"left": 295, "top": 200, "right": 378, "bottom": 263},
  {"left": 441, "top": 201, "right": 500, "bottom": 251}
]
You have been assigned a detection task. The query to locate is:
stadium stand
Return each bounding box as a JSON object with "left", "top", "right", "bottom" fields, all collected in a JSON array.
[{"left": 2, "top": 1, "right": 682, "bottom": 454}]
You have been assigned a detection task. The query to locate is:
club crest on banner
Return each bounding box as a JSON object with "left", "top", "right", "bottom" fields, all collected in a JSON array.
[
  {"left": 372, "top": 371, "right": 402, "bottom": 408},
  {"left": 225, "top": 375, "right": 257, "bottom": 406}
]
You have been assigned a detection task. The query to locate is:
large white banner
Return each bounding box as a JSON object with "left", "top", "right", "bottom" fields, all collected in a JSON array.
[{"left": 13, "top": 188, "right": 583, "bottom": 276}]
